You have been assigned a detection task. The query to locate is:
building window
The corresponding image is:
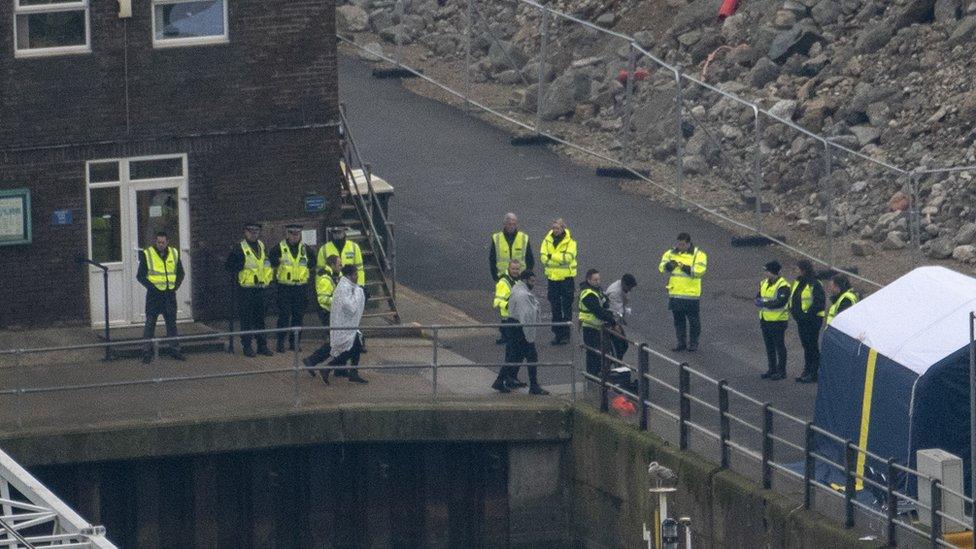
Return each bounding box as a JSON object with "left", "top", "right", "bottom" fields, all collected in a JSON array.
[
  {"left": 152, "top": 0, "right": 228, "bottom": 47},
  {"left": 14, "top": 0, "right": 90, "bottom": 58}
]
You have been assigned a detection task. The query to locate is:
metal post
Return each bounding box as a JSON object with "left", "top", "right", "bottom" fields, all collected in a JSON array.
[
  {"left": 678, "top": 363, "right": 690, "bottom": 451},
  {"left": 570, "top": 324, "right": 577, "bottom": 403},
  {"left": 152, "top": 339, "right": 159, "bottom": 361},
  {"left": 431, "top": 327, "right": 438, "bottom": 400},
  {"left": 152, "top": 341, "right": 162, "bottom": 421},
  {"left": 292, "top": 327, "right": 301, "bottom": 409},
  {"left": 674, "top": 69, "right": 684, "bottom": 207},
  {"left": 762, "top": 403, "right": 773, "bottom": 490},
  {"left": 389, "top": 222, "right": 397, "bottom": 301},
  {"left": 970, "top": 310, "right": 975, "bottom": 543},
  {"left": 534, "top": 8, "right": 551, "bottom": 135},
  {"left": 844, "top": 441, "right": 857, "bottom": 528},
  {"left": 910, "top": 173, "right": 922, "bottom": 267},
  {"left": 102, "top": 266, "right": 111, "bottom": 361},
  {"left": 804, "top": 422, "right": 815, "bottom": 510},
  {"left": 394, "top": 0, "right": 404, "bottom": 68},
  {"left": 823, "top": 142, "right": 834, "bottom": 269},
  {"left": 463, "top": 0, "right": 474, "bottom": 111},
  {"left": 753, "top": 108, "right": 763, "bottom": 233},
  {"left": 718, "top": 381, "right": 730, "bottom": 469},
  {"left": 621, "top": 43, "right": 638, "bottom": 164},
  {"left": 638, "top": 344, "right": 650, "bottom": 431},
  {"left": 886, "top": 458, "right": 897, "bottom": 547},
  {"left": 599, "top": 326, "right": 609, "bottom": 413},
  {"left": 930, "top": 479, "right": 942, "bottom": 548}
]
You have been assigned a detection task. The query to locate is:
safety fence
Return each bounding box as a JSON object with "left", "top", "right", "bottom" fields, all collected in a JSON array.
[
  {"left": 1, "top": 320, "right": 973, "bottom": 546},
  {"left": 581, "top": 325, "right": 976, "bottom": 548},
  {"left": 339, "top": 0, "right": 976, "bottom": 291}
]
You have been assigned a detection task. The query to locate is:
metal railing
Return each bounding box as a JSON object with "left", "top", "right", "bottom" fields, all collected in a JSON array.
[
  {"left": 581, "top": 325, "right": 975, "bottom": 547},
  {"left": 340, "top": 0, "right": 976, "bottom": 290},
  {"left": 0, "top": 447, "right": 115, "bottom": 548}
]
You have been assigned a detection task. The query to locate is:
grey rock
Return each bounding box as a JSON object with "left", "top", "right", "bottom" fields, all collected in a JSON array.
[
  {"left": 850, "top": 125, "right": 882, "bottom": 146},
  {"left": 634, "top": 31, "right": 655, "bottom": 50},
  {"left": 953, "top": 244, "right": 976, "bottom": 262},
  {"left": 768, "top": 25, "right": 824, "bottom": 62},
  {"left": 851, "top": 180, "right": 869, "bottom": 193},
  {"left": 369, "top": 9, "right": 394, "bottom": 33},
  {"left": 683, "top": 155, "right": 709, "bottom": 175},
  {"left": 541, "top": 70, "right": 591, "bottom": 120},
  {"left": 769, "top": 99, "right": 798, "bottom": 120},
  {"left": 596, "top": 12, "right": 616, "bottom": 27},
  {"left": 337, "top": 5, "right": 370, "bottom": 33},
  {"left": 866, "top": 102, "right": 891, "bottom": 127},
  {"left": 850, "top": 240, "right": 876, "bottom": 256},
  {"left": 748, "top": 57, "right": 781, "bottom": 88},
  {"left": 800, "top": 54, "right": 830, "bottom": 77},
  {"left": 678, "top": 30, "right": 703, "bottom": 47},
  {"left": 948, "top": 16, "right": 976, "bottom": 46},
  {"left": 954, "top": 222, "right": 976, "bottom": 244},
  {"left": 774, "top": 10, "right": 799, "bottom": 29},
  {"left": 811, "top": 0, "right": 841, "bottom": 25},
  {"left": 357, "top": 41, "right": 385, "bottom": 62},
  {"left": 432, "top": 35, "right": 457, "bottom": 56},
  {"left": 925, "top": 237, "right": 955, "bottom": 259},
  {"left": 894, "top": 0, "right": 936, "bottom": 28},
  {"left": 882, "top": 231, "right": 908, "bottom": 250},
  {"left": 936, "top": 0, "right": 963, "bottom": 21},
  {"left": 488, "top": 40, "right": 527, "bottom": 70},
  {"left": 493, "top": 69, "right": 521, "bottom": 85},
  {"left": 855, "top": 21, "right": 895, "bottom": 54},
  {"left": 670, "top": 0, "right": 725, "bottom": 35},
  {"left": 828, "top": 135, "right": 861, "bottom": 149}
]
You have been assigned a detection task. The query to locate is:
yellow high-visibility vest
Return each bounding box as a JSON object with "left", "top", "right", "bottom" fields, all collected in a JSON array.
[
  {"left": 492, "top": 231, "right": 529, "bottom": 278},
  {"left": 759, "top": 277, "right": 790, "bottom": 321},
  {"left": 276, "top": 241, "right": 309, "bottom": 285},
  {"left": 790, "top": 280, "right": 826, "bottom": 317},
  {"left": 578, "top": 287, "right": 605, "bottom": 329},
  {"left": 144, "top": 246, "right": 178, "bottom": 291},
  {"left": 315, "top": 267, "right": 336, "bottom": 312},
  {"left": 540, "top": 230, "right": 577, "bottom": 281},
  {"left": 494, "top": 275, "right": 514, "bottom": 318},
  {"left": 658, "top": 247, "right": 707, "bottom": 298},
  {"left": 238, "top": 240, "right": 273, "bottom": 288},
  {"left": 826, "top": 289, "right": 858, "bottom": 325},
  {"left": 317, "top": 239, "right": 365, "bottom": 285}
]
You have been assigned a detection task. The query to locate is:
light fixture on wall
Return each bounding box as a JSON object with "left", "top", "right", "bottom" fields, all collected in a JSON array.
[{"left": 118, "top": 0, "right": 132, "bottom": 18}]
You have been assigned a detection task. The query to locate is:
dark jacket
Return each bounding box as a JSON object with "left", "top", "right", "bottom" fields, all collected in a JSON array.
[
  {"left": 579, "top": 281, "right": 616, "bottom": 326},
  {"left": 790, "top": 277, "right": 826, "bottom": 323}
]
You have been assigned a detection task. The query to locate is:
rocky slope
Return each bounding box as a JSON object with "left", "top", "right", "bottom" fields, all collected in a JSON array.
[{"left": 337, "top": 0, "right": 976, "bottom": 272}]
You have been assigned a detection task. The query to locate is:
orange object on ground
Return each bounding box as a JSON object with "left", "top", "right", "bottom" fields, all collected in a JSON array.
[
  {"left": 611, "top": 395, "right": 637, "bottom": 415},
  {"left": 718, "top": 0, "right": 740, "bottom": 19}
]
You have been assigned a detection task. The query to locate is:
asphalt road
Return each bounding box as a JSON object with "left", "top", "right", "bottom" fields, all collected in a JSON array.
[{"left": 338, "top": 54, "right": 818, "bottom": 420}]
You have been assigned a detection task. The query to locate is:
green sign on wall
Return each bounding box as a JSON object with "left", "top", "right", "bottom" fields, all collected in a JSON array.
[{"left": 0, "top": 188, "right": 32, "bottom": 246}]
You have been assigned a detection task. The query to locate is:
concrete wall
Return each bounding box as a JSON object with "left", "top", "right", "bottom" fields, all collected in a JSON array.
[{"left": 566, "top": 406, "right": 881, "bottom": 549}]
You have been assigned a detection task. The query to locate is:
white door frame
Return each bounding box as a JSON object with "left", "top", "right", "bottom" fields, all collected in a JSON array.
[{"left": 86, "top": 154, "right": 193, "bottom": 327}]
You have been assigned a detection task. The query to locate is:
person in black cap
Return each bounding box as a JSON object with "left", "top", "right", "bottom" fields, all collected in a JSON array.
[
  {"left": 224, "top": 222, "right": 274, "bottom": 357},
  {"left": 269, "top": 224, "right": 316, "bottom": 352},
  {"left": 755, "top": 260, "right": 791, "bottom": 380}
]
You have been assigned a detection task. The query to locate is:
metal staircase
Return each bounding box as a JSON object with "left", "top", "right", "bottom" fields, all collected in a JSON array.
[{"left": 337, "top": 104, "right": 400, "bottom": 323}]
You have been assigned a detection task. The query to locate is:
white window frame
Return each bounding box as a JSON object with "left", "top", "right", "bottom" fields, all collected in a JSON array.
[
  {"left": 13, "top": 0, "right": 91, "bottom": 58},
  {"left": 151, "top": 0, "right": 229, "bottom": 49}
]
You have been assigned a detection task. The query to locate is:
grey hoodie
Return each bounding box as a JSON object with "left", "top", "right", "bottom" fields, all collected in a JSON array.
[{"left": 507, "top": 280, "right": 540, "bottom": 343}]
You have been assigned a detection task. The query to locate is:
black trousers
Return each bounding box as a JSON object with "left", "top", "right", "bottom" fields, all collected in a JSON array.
[
  {"left": 142, "top": 289, "right": 179, "bottom": 354},
  {"left": 669, "top": 298, "right": 701, "bottom": 346},
  {"left": 276, "top": 285, "right": 308, "bottom": 348},
  {"left": 611, "top": 327, "right": 629, "bottom": 360},
  {"left": 582, "top": 327, "right": 604, "bottom": 377},
  {"left": 495, "top": 329, "right": 541, "bottom": 385},
  {"left": 796, "top": 318, "right": 823, "bottom": 377},
  {"left": 326, "top": 333, "right": 363, "bottom": 379},
  {"left": 238, "top": 287, "right": 269, "bottom": 350},
  {"left": 547, "top": 278, "right": 574, "bottom": 340},
  {"left": 305, "top": 310, "right": 332, "bottom": 366},
  {"left": 760, "top": 320, "right": 788, "bottom": 376}
]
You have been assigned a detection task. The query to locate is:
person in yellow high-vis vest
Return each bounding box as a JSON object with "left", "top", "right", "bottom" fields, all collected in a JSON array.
[
  {"left": 540, "top": 218, "right": 577, "bottom": 345},
  {"left": 825, "top": 274, "right": 858, "bottom": 325},
  {"left": 492, "top": 260, "right": 525, "bottom": 392},
  {"left": 493, "top": 258, "right": 521, "bottom": 345},
  {"left": 224, "top": 222, "right": 274, "bottom": 357},
  {"left": 136, "top": 231, "right": 185, "bottom": 364},
  {"left": 303, "top": 254, "right": 341, "bottom": 378},
  {"left": 578, "top": 269, "right": 617, "bottom": 377},
  {"left": 270, "top": 224, "right": 316, "bottom": 352},
  {"left": 658, "top": 233, "right": 707, "bottom": 352},
  {"left": 317, "top": 226, "right": 365, "bottom": 286},
  {"left": 790, "top": 260, "right": 826, "bottom": 383},
  {"left": 489, "top": 213, "right": 534, "bottom": 343},
  {"left": 755, "top": 261, "right": 791, "bottom": 380}
]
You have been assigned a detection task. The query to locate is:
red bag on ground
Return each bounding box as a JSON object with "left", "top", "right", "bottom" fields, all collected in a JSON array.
[
  {"left": 718, "top": 0, "right": 740, "bottom": 20},
  {"left": 611, "top": 395, "right": 637, "bottom": 416}
]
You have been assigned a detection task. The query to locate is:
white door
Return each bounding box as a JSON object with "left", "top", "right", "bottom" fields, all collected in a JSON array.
[{"left": 87, "top": 155, "right": 193, "bottom": 327}]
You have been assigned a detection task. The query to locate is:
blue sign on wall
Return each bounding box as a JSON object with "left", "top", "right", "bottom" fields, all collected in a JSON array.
[
  {"left": 52, "top": 209, "right": 73, "bottom": 225},
  {"left": 304, "top": 195, "right": 327, "bottom": 213}
]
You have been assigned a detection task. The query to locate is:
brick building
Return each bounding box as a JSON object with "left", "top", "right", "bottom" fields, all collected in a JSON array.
[{"left": 0, "top": 0, "right": 340, "bottom": 328}]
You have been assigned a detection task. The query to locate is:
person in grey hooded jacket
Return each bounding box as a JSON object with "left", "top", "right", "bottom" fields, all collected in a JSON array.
[{"left": 492, "top": 270, "right": 550, "bottom": 395}]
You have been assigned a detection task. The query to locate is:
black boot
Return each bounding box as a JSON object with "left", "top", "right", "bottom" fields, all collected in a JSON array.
[
  {"left": 529, "top": 383, "right": 550, "bottom": 395},
  {"left": 303, "top": 357, "right": 317, "bottom": 378},
  {"left": 491, "top": 377, "right": 511, "bottom": 393}
]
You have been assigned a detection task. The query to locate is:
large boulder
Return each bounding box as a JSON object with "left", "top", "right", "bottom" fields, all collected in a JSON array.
[
  {"left": 935, "top": 0, "right": 962, "bottom": 22},
  {"left": 811, "top": 0, "right": 841, "bottom": 25},
  {"left": 488, "top": 40, "right": 528, "bottom": 70},
  {"left": 748, "top": 57, "right": 781, "bottom": 88},
  {"left": 768, "top": 24, "right": 824, "bottom": 63},
  {"left": 855, "top": 20, "right": 895, "bottom": 53},
  {"left": 540, "top": 70, "right": 591, "bottom": 120},
  {"left": 894, "top": 0, "right": 936, "bottom": 28},
  {"left": 337, "top": 5, "right": 370, "bottom": 33},
  {"left": 948, "top": 16, "right": 976, "bottom": 46}
]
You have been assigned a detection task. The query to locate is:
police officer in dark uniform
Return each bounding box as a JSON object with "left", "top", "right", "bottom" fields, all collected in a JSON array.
[
  {"left": 269, "top": 224, "right": 316, "bottom": 352},
  {"left": 224, "top": 222, "right": 274, "bottom": 357}
]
